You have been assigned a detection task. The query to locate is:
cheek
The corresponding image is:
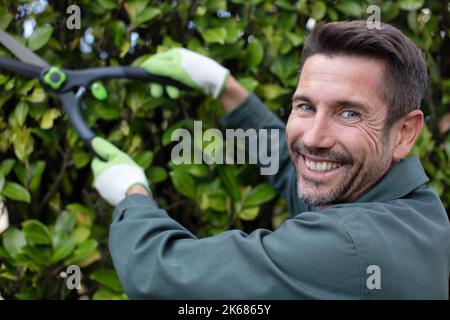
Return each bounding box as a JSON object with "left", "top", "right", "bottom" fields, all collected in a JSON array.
[
  {"left": 286, "top": 114, "right": 305, "bottom": 145},
  {"left": 334, "top": 125, "right": 380, "bottom": 161}
]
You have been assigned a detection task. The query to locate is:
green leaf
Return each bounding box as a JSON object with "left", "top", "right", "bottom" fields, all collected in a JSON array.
[
  {"left": 335, "top": 1, "right": 363, "bottom": 17},
  {"left": 67, "top": 239, "right": 98, "bottom": 264},
  {"left": 22, "top": 220, "right": 52, "bottom": 245},
  {"left": 169, "top": 162, "right": 208, "bottom": 177},
  {"left": 66, "top": 203, "right": 94, "bottom": 227},
  {"left": 125, "top": 0, "right": 149, "bottom": 20},
  {"left": 51, "top": 237, "right": 77, "bottom": 264},
  {"left": 407, "top": 10, "right": 418, "bottom": 33},
  {"left": 14, "top": 164, "right": 26, "bottom": 188},
  {"left": 275, "top": 0, "right": 295, "bottom": 10},
  {"left": 238, "top": 77, "right": 259, "bottom": 92},
  {"left": 92, "top": 287, "right": 128, "bottom": 300},
  {"left": 0, "top": 159, "right": 16, "bottom": 176},
  {"left": 211, "top": 40, "right": 244, "bottom": 61},
  {"left": 0, "top": 173, "right": 4, "bottom": 193},
  {"left": 40, "top": 108, "right": 61, "bottom": 129},
  {"left": 380, "top": 1, "right": 400, "bottom": 21},
  {"left": 13, "top": 101, "right": 29, "bottom": 127},
  {"left": 11, "top": 127, "right": 34, "bottom": 163},
  {"left": 247, "top": 38, "right": 264, "bottom": 69},
  {"left": 310, "top": 1, "right": 327, "bottom": 20},
  {"left": 27, "top": 25, "right": 53, "bottom": 51},
  {"left": 147, "top": 166, "right": 168, "bottom": 183},
  {"left": 243, "top": 183, "right": 277, "bottom": 207},
  {"left": 15, "top": 287, "right": 43, "bottom": 300},
  {"left": 201, "top": 27, "right": 227, "bottom": 44},
  {"left": 126, "top": 84, "right": 151, "bottom": 112},
  {"left": 205, "top": 0, "right": 226, "bottom": 11},
  {"left": 29, "top": 161, "right": 46, "bottom": 192},
  {"left": 71, "top": 226, "right": 91, "bottom": 244},
  {"left": 225, "top": 25, "right": 241, "bottom": 44},
  {"left": 237, "top": 206, "right": 260, "bottom": 221},
  {"left": 25, "top": 87, "right": 46, "bottom": 103},
  {"left": 90, "top": 269, "right": 123, "bottom": 292},
  {"left": 2, "top": 227, "right": 27, "bottom": 257},
  {"left": 108, "top": 20, "right": 127, "bottom": 47},
  {"left": 270, "top": 54, "right": 298, "bottom": 84},
  {"left": 162, "top": 119, "right": 193, "bottom": 146},
  {"left": 133, "top": 151, "right": 154, "bottom": 169},
  {"left": 0, "top": 271, "right": 18, "bottom": 281},
  {"left": 200, "top": 190, "right": 227, "bottom": 212},
  {"left": 91, "top": 101, "right": 121, "bottom": 120},
  {"left": 2, "top": 181, "right": 31, "bottom": 203},
  {"left": 217, "top": 165, "right": 241, "bottom": 201},
  {"left": 0, "top": 12, "right": 13, "bottom": 30},
  {"left": 54, "top": 210, "right": 77, "bottom": 236},
  {"left": 0, "top": 91, "right": 14, "bottom": 108},
  {"left": 97, "top": 0, "right": 118, "bottom": 10},
  {"left": 186, "top": 164, "right": 209, "bottom": 178},
  {"left": 170, "top": 169, "right": 196, "bottom": 199},
  {"left": 257, "top": 83, "right": 290, "bottom": 100},
  {"left": 126, "top": 1, "right": 161, "bottom": 29},
  {"left": 18, "top": 79, "right": 38, "bottom": 95},
  {"left": 285, "top": 31, "right": 305, "bottom": 47},
  {"left": 398, "top": 0, "right": 424, "bottom": 11},
  {"left": 73, "top": 150, "right": 91, "bottom": 169},
  {"left": 22, "top": 245, "right": 47, "bottom": 266},
  {"left": 77, "top": 249, "right": 101, "bottom": 268},
  {"left": 0, "top": 74, "right": 8, "bottom": 85},
  {"left": 137, "top": 7, "right": 161, "bottom": 26}
]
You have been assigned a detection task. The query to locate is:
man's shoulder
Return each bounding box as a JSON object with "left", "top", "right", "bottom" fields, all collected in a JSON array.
[
  {"left": 319, "top": 185, "right": 450, "bottom": 299},
  {"left": 329, "top": 182, "right": 449, "bottom": 231}
]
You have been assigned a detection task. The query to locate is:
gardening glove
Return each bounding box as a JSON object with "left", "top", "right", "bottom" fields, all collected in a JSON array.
[
  {"left": 141, "top": 48, "right": 230, "bottom": 99},
  {"left": 91, "top": 137, "right": 150, "bottom": 206}
]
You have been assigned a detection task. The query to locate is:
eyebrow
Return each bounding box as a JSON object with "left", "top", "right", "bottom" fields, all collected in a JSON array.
[{"left": 292, "top": 94, "right": 370, "bottom": 113}]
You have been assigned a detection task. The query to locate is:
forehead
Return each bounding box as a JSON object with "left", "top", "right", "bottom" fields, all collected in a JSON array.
[{"left": 296, "top": 54, "right": 387, "bottom": 109}]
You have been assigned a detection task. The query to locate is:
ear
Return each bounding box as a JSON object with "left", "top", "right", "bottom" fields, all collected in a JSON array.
[{"left": 392, "top": 110, "right": 424, "bottom": 161}]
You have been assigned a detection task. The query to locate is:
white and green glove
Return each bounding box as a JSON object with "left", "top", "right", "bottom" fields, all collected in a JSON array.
[
  {"left": 91, "top": 137, "right": 150, "bottom": 206},
  {"left": 141, "top": 48, "right": 230, "bottom": 99}
]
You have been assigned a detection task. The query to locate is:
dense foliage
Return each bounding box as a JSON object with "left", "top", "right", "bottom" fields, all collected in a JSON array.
[{"left": 0, "top": 0, "right": 449, "bottom": 299}]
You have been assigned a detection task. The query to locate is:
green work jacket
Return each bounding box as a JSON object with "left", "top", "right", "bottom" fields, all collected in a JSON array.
[{"left": 109, "top": 94, "right": 450, "bottom": 299}]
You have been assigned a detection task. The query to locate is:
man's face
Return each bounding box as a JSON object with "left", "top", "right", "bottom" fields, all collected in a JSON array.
[{"left": 286, "top": 54, "right": 395, "bottom": 207}]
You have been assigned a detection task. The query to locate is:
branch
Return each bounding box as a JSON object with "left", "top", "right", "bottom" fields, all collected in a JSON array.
[{"left": 36, "top": 145, "right": 72, "bottom": 212}]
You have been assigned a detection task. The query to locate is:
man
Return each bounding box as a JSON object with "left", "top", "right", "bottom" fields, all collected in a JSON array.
[{"left": 91, "top": 21, "right": 450, "bottom": 299}]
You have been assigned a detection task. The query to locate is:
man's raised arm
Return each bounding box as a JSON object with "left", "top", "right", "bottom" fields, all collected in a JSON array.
[{"left": 141, "top": 48, "right": 311, "bottom": 216}]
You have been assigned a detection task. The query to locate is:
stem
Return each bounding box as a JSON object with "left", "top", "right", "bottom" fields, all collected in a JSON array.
[{"left": 36, "top": 144, "right": 72, "bottom": 212}]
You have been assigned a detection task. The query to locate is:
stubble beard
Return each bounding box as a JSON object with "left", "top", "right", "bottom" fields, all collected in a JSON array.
[{"left": 294, "top": 139, "right": 392, "bottom": 208}]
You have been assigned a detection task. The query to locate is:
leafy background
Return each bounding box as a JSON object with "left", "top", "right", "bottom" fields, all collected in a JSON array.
[{"left": 0, "top": 0, "right": 449, "bottom": 299}]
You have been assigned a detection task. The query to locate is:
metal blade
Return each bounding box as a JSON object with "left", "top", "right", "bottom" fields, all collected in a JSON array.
[{"left": 0, "top": 29, "right": 49, "bottom": 68}]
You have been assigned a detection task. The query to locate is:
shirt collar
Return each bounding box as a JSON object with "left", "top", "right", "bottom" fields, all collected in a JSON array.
[{"left": 354, "top": 155, "right": 429, "bottom": 203}]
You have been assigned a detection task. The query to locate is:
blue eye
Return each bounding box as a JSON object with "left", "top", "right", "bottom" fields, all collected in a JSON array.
[
  {"left": 298, "top": 104, "right": 315, "bottom": 112},
  {"left": 342, "top": 110, "right": 360, "bottom": 118}
]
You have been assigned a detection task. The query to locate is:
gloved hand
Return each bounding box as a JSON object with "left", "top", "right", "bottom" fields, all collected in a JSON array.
[
  {"left": 91, "top": 137, "right": 150, "bottom": 206},
  {"left": 141, "top": 48, "right": 230, "bottom": 99}
]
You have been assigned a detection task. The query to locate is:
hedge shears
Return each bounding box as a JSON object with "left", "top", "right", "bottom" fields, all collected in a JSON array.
[{"left": 0, "top": 29, "right": 190, "bottom": 156}]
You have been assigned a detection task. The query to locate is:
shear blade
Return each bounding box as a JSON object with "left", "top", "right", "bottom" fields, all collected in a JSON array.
[{"left": 0, "top": 29, "right": 49, "bottom": 68}]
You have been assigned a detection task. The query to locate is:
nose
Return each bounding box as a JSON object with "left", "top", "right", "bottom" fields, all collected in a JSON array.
[{"left": 302, "top": 111, "right": 335, "bottom": 149}]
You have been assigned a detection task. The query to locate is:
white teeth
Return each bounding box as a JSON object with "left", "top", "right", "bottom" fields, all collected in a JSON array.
[{"left": 305, "top": 159, "right": 342, "bottom": 172}]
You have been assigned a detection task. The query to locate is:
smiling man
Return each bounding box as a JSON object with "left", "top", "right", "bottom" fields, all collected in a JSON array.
[
  {"left": 289, "top": 54, "right": 410, "bottom": 207},
  {"left": 91, "top": 21, "right": 450, "bottom": 299}
]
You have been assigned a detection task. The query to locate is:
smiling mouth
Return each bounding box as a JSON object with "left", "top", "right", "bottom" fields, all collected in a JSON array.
[{"left": 301, "top": 154, "right": 345, "bottom": 173}]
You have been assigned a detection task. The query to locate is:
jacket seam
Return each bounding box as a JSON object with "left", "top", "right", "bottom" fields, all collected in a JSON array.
[{"left": 337, "top": 208, "right": 366, "bottom": 299}]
